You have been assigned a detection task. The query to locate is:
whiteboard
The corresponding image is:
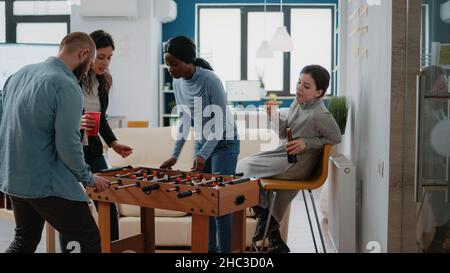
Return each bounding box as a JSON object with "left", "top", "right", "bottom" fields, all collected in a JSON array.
[
  {"left": 225, "top": 80, "right": 261, "bottom": 102},
  {"left": 0, "top": 43, "right": 59, "bottom": 89}
]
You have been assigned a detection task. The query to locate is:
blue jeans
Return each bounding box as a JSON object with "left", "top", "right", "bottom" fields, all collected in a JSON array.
[
  {"left": 195, "top": 139, "right": 240, "bottom": 253},
  {"left": 59, "top": 155, "right": 119, "bottom": 252}
]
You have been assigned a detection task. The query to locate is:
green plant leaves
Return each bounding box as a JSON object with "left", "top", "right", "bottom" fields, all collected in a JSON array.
[{"left": 327, "top": 96, "right": 348, "bottom": 135}]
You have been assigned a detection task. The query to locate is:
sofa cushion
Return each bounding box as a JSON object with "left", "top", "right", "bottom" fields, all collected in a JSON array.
[
  {"left": 119, "top": 216, "right": 193, "bottom": 247},
  {"left": 118, "top": 204, "right": 187, "bottom": 218},
  {"left": 108, "top": 127, "right": 196, "bottom": 169}
]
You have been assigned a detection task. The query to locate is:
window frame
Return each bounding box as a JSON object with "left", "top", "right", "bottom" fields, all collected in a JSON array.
[
  {"left": 196, "top": 3, "right": 337, "bottom": 97},
  {"left": 3, "top": 0, "right": 70, "bottom": 44}
]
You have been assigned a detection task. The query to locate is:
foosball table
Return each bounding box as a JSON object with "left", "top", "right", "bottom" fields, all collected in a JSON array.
[{"left": 86, "top": 166, "right": 260, "bottom": 253}]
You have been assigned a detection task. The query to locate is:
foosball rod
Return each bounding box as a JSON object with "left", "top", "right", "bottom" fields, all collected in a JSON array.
[
  {"left": 219, "top": 177, "right": 251, "bottom": 186},
  {"left": 109, "top": 179, "right": 122, "bottom": 186},
  {"left": 152, "top": 173, "right": 184, "bottom": 182},
  {"left": 166, "top": 185, "right": 180, "bottom": 192},
  {"left": 193, "top": 176, "right": 224, "bottom": 186},
  {"left": 115, "top": 182, "right": 140, "bottom": 190},
  {"left": 98, "top": 165, "right": 133, "bottom": 173},
  {"left": 115, "top": 169, "right": 153, "bottom": 179},
  {"left": 135, "top": 170, "right": 166, "bottom": 181}
]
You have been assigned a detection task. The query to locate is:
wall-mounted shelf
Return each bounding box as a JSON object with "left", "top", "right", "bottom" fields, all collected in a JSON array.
[{"left": 159, "top": 64, "right": 176, "bottom": 127}]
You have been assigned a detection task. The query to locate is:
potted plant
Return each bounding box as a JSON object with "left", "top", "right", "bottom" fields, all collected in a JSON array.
[
  {"left": 327, "top": 96, "right": 348, "bottom": 156},
  {"left": 327, "top": 96, "right": 348, "bottom": 135},
  {"left": 257, "top": 71, "right": 267, "bottom": 99}
]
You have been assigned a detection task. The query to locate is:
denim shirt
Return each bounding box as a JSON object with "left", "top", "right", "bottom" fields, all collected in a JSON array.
[{"left": 0, "top": 57, "right": 94, "bottom": 202}]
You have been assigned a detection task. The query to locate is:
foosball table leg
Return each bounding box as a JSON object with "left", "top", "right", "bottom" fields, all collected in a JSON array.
[
  {"left": 232, "top": 210, "right": 246, "bottom": 253},
  {"left": 141, "top": 207, "right": 155, "bottom": 253},
  {"left": 5, "top": 195, "right": 12, "bottom": 210},
  {"left": 45, "top": 222, "right": 56, "bottom": 253},
  {"left": 0, "top": 192, "right": 4, "bottom": 209},
  {"left": 191, "top": 214, "right": 209, "bottom": 253},
  {"left": 98, "top": 201, "right": 111, "bottom": 253}
]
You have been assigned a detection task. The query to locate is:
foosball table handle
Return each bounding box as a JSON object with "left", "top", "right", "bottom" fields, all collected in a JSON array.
[
  {"left": 141, "top": 184, "right": 160, "bottom": 195},
  {"left": 177, "top": 188, "right": 200, "bottom": 199},
  {"left": 227, "top": 177, "right": 251, "bottom": 185}
]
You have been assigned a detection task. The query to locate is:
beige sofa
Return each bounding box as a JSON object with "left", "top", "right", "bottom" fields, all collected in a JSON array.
[{"left": 105, "top": 127, "right": 290, "bottom": 249}]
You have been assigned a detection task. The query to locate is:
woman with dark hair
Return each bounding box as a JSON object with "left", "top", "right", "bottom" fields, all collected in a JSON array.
[
  {"left": 237, "top": 65, "right": 342, "bottom": 253},
  {"left": 59, "top": 30, "right": 133, "bottom": 252},
  {"left": 160, "top": 36, "right": 239, "bottom": 253}
]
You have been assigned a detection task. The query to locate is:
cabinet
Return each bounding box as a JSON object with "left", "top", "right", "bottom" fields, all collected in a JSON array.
[{"left": 158, "top": 64, "right": 177, "bottom": 127}]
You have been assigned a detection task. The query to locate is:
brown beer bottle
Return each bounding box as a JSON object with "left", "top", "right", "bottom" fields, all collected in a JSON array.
[{"left": 286, "top": 128, "right": 298, "bottom": 163}]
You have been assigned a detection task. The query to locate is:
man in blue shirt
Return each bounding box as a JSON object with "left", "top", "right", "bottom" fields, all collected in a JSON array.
[{"left": 0, "top": 32, "right": 110, "bottom": 253}]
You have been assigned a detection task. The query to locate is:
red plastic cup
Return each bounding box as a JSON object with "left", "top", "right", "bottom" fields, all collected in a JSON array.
[{"left": 85, "top": 111, "right": 101, "bottom": 136}]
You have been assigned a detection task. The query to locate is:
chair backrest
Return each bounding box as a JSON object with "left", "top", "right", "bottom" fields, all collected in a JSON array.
[
  {"left": 310, "top": 144, "right": 333, "bottom": 183},
  {"left": 127, "top": 120, "right": 149, "bottom": 128}
]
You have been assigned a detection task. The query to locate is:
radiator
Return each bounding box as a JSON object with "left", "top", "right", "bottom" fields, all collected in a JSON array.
[{"left": 328, "top": 155, "right": 356, "bottom": 253}]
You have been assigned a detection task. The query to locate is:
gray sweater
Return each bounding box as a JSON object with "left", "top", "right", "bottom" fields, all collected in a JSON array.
[
  {"left": 171, "top": 66, "right": 237, "bottom": 161},
  {"left": 237, "top": 98, "right": 342, "bottom": 180}
]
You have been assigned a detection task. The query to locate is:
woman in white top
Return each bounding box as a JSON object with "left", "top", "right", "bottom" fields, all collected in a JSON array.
[{"left": 59, "top": 30, "right": 133, "bottom": 252}]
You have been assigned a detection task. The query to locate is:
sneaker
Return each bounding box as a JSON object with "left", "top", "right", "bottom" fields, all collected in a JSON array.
[
  {"left": 267, "top": 228, "right": 290, "bottom": 253},
  {"left": 251, "top": 206, "right": 266, "bottom": 218},
  {"left": 252, "top": 212, "right": 280, "bottom": 242}
]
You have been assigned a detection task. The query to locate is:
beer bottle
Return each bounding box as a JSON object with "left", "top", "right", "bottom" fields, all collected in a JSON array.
[{"left": 287, "top": 128, "right": 298, "bottom": 163}]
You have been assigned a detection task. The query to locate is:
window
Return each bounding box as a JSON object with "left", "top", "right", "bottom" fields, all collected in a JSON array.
[
  {"left": 199, "top": 8, "right": 241, "bottom": 86},
  {"left": 290, "top": 8, "right": 332, "bottom": 94},
  {"left": 247, "top": 12, "right": 284, "bottom": 91},
  {"left": 13, "top": 1, "right": 71, "bottom": 15},
  {"left": 3, "top": 0, "right": 70, "bottom": 44},
  {"left": 16, "top": 22, "right": 67, "bottom": 44},
  {"left": 198, "top": 4, "right": 336, "bottom": 96}
]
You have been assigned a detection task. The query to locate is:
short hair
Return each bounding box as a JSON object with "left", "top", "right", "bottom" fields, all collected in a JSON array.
[
  {"left": 300, "top": 65, "right": 330, "bottom": 97},
  {"left": 59, "top": 32, "right": 95, "bottom": 53}
]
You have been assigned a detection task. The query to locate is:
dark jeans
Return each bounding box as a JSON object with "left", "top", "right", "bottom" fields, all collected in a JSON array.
[
  {"left": 59, "top": 155, "right": 119, "bottom": 252},
  {"left": 195, "top": 139, "right": 240, "bottom": 253},
  {"left": 6, "top": 196, "right": 100, "bottom": 253}
]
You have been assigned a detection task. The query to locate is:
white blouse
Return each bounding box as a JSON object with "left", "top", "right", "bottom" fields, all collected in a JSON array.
[{"left": 83, "top": 76, "right": 101, "bottom": 112}]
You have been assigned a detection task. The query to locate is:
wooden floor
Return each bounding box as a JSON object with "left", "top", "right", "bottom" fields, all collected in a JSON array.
[{"left": 0, "top": 188, "right": 335, "bottom": 253}]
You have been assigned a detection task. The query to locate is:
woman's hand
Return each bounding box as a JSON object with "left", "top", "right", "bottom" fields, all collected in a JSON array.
[
  {"left": 160, "top": 157, "right": 177, "bottom": 169},
  {"left": 80, "top": 114, "right": 97, "bottom": 131},
  {"left": 192, "top": 156, "right": 206, "bottom": 172},
  {"left": 111, "top": 141, "right": 133, "bottom": 158},
  {"left": 286, "top": 139, "right": 306, "bottom": 155}
]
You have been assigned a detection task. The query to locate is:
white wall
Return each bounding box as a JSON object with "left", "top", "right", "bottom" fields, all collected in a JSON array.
[
  {"left": 338, "top": 0, "right": 392, "bottom": 252},
  {"left": 71, "top": 0, "right": 161, "bottom": 127}
]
